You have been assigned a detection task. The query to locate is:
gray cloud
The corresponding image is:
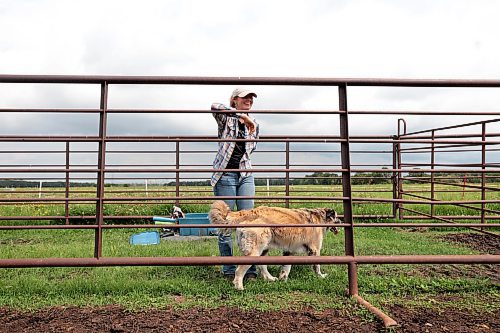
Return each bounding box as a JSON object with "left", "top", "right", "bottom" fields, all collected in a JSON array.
[{"left": 1, "top": 0, "right": 500, "bottom": 182}]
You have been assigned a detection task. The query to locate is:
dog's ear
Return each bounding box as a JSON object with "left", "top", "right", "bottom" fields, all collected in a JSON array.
[
  {"left": 325, "top": 209, "right": 341, "bottom": 234},
  {"left": 325, "top": 209, "right": 338, "bottom": 221}
]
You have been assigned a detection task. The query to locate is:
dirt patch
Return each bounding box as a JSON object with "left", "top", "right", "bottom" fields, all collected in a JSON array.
[
  {"left": 386, "top": 302, "right": 498, "bottom": 333},
  {"left": 406, "top": 261, "right": 500, "bottom": 284},
  {"left": 1, "top": 303, "right": 498, "bottom": 333},
  {"left": 0, "top": 306, "right": 376, "bottom": 333},
  {"left": 428, "top": 232, "right": 500, "bottom": 283},
  {"left": 438, "top": 232, "right": 499, "bottom": 255}
]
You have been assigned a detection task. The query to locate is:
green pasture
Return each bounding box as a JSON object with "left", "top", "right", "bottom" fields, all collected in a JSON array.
[
  {"left": 1, "top": 183, "right": 499, "bottom": 221},
  {"left": 0, "top": 184, "right": 498, "bottom": 316},
  {"left": 0, "top": 227, "right": 498, "bottom": 313}
]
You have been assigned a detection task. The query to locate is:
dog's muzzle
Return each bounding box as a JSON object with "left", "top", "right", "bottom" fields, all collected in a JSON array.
[
  {"left": 328, "top": 217, "right": 342, "bottom": 234},
  {"left": 329, "top": 226, "right": 339, "bottom": 234}
]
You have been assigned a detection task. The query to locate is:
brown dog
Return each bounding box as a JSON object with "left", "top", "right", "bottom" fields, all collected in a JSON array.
[{"left": 208, "top": 200, "right": 341, "bottom": 290}]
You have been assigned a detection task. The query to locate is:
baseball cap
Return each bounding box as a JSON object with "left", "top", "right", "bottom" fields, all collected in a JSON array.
[
  {"left": 230, "top": 88, "right": 257, "bottom": 107},
  {"left": 231, "top": 88, "right": 257, "bottom": 99}
]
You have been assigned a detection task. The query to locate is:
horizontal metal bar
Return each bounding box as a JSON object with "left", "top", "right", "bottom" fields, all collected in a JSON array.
[
  {"left": 2, "top": 74, "right": 500, "bottom": 87},
  {"left": 353, "top": 138, "right": 500, "bottom": 144},
  {"left": 385, "top": 215, "right": 500, "bottom": 220},
  {"left": 0, "top": 198, "right": 98, "bottom": 202},
  {"left": 76, "top": 195, "right": 500, "bottom": 204},
  {"left": 0, "top": 214, "right": 463, "bottom": 221},
  {"left": 109, "top": 109, "right": 346, "bottom": 114},
  {"left": 354, "top": 197, "right": 500, "bottom": 204},
  {"left": 354, "top": 168, "right": 500, "bottom": 173},
  {"left": 3, "top": 135, "right": 499, "bottom": 145},
  {"left": 397, "top": 132, "right": 500, "bottom": 140},
  {"left": 0, "top": 255, "right": 498, "bottom": 268},
  {"left": 1, "top": 195, "right": 498, "bottom": 205},
  {"left": 1, "top": 223, "right": 499, "bottom": 230},
  {"left": 2, "top": 107, "right": 498, "bottom": 116},
  {"left": 350, "top": 110, "right": 500, "bottom": 116},
  {"left": 0, "top": 108, "right": 347, "bottom": 114},
  {"left": 2, "top": 167, "right": 498, "bottom": 174},
  {"left": 0, "top": 168, "right": 347, "bottom": 173},
  {"left": 400, "top": 209, "right": 500, "bottom": 238},
  {"left": 403, "top": 118, "right": 500, "bottom": 136},
  {"left": 0, "top": 108, "right": 101, "bottom": 113}
]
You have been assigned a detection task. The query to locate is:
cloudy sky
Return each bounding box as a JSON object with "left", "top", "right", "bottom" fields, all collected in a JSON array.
[{"left": 1, "top": 0, "right": 499, "bottom": 182}]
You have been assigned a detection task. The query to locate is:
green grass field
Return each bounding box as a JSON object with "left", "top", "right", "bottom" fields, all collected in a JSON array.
[
  {"left": 0, "top": 184, "right": 498, "bottom": 316},
  {"left": 0, "top": 227, "right": 497, "bottom": 312},
  {"left": 1, "top": 183, "right": 499, "bottom": 221}
]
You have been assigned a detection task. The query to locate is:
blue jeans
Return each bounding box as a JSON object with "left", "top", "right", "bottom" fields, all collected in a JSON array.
[{"left": 214, "top": 172, "right": 257, "bottom": 276}]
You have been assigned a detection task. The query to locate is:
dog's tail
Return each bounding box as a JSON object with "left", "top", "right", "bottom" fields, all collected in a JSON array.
[{"left": 208, "top": 200, "right": 232, "bottom": 235}]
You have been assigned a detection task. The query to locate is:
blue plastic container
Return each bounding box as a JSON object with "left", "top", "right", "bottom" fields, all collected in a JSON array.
[
  {"left": 178, "top": 213, "right": 217, "bottom": 236},
  {"left": 129, "top": 231, "right": 160, "bottom": 245},
  {"left": 152, "top": 216, "right": 176, "bottom": 224}
]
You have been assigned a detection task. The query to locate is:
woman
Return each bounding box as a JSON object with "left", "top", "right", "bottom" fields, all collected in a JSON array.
[{"left": 211, "top": 88, "right": 259, "bottom": 280}]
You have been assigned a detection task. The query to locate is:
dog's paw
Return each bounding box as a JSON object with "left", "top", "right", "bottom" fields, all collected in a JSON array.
[
  {"left": 233, "top": 281, "right": 245, "bottom": 291},
  {"left": 278, "top": 272, "right": 289, "bottom": 281},
  {"left": 318, "top": 273, "right": 328, "bottom": 279},
  {"left": 262, "top": 275, "right": 278, "bottom": 282}
]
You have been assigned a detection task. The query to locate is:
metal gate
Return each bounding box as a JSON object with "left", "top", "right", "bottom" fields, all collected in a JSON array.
[{"left": 1, "top": 75, "right": 499, "bottom": 327}]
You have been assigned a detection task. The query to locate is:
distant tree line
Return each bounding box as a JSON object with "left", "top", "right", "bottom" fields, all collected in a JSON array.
[
  {"left": 405, "top": 170, "right": 499, "bottom": 184},
  {"left": 170, "top": 170, "right": 394, "bottom": 186},
  {"left": 2, "top": 171, "right": 497, "bottom": 188}
]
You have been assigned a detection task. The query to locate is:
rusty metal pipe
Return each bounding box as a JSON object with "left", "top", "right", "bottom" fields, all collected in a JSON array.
[
  {"left": 2, "top": 74, "right": 500, "bottom": 87},
  {"left": 352, "top": 294, "right": 398, "bottom": 328},
  {"left": 0, "top": 255, "right": 498, "bottom": 268},
  {"left": 1, "top": 222, "right": 499, "bottom": 230}
]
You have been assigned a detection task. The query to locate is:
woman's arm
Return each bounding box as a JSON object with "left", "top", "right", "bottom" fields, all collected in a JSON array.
[
  {"left": 212, "top": 103, "right": 256, "bottom": 134},
  {"left": 211, "top": 103, "right": 237, "bottom": 137},
  {"left": 237, "top": 113, "right": 256, "bottom": 134},
  {"left": 211, "top": 103, "right": 234, "bottom": 121}
]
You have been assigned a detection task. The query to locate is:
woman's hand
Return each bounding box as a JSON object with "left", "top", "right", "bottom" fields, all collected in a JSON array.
[{"left": 239, "top": 114, "right": 256, "bottom": 134}]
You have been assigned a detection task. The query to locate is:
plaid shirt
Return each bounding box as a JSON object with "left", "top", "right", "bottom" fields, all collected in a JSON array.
[{"left": 210, "top": 103, "right": 259, "bottom": 187}]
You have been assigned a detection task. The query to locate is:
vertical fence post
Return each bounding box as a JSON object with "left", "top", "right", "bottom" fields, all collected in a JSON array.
[
  {"left": 175, "top": 141, "right": 180, "bottom": 207},
  {"left": 397, "top": 119, "right": 405, "bottom": 220},
  {"left": 430, "top": 130, "right": 435, "bottom": 217},
  {"left": 397, "top": 140, "right": 404, "bottom": 220},
  {"left": 95, "top": 82, "right": 108, "bottom": 259},
  {"left": 338, "top": 83, "right": 358, "bottom": 296},
  {"left": 65, "top": 141, "right": 70, "bottom": 225},
  {"left": 481, "top": 123, "right": 486, "bottom": 227},
  {"left": 392, "top": 137, "right": 398, "bottom": 219},
  {"left": 285, "top": 141, "right": 290, "bottom": 208}
]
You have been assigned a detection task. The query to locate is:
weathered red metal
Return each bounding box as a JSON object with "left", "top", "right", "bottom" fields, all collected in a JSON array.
[
  {"left": 338, "top": 83, "right": 358, "bottom": 296},
  {"left": 1, "top": 74, "right": 500, "bottom": 87},
  {"left": 352, "top": 295, "right": 398, "bottom": 328},
  {"left": 94, "top": 82, "right": 108, "bottom": 258},
  {"left": 1, "top": 223, "right": 499, "bottom": 230},
  {"left": 0, "top": 255, "right": 497, "bottom": 268}
]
